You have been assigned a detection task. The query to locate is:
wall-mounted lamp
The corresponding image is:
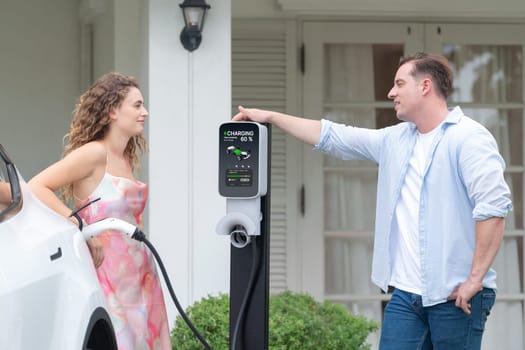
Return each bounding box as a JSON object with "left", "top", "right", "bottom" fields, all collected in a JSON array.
[{"left": 179, "top": 0, "right": 211, "bottom": 52}]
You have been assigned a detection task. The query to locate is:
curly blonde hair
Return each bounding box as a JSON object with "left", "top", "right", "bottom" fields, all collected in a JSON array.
[{"left": 61, "top": 72, "right": 147, "bottom": 201}]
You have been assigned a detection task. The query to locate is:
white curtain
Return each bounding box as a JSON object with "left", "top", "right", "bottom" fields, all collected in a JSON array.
[
  {"left": 447, "top": 45, "right": 523, "bottom": 350},
  {"left": 323, "top": 44, "right": 381, "bottom": 348}
]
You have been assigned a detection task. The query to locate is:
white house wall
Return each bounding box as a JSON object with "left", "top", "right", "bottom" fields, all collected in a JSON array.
[
  {"left": 0, "top": 1, "right": 80, "bottom": 178},
  {"left": 232, "top": 0, "right": 284, "bottom": 18},
  {"left": 91, "top": 1, "right": 115, "bottom": 77}
]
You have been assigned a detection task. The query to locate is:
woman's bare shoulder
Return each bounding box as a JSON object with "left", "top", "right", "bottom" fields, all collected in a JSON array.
[{"left": 69, "top": 141, "right": 107, "bottom": 165}]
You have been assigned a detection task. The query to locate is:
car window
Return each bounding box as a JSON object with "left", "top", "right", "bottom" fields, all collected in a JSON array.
[{"left": 0, "top": 145, "right": 22, "bottom": 222}]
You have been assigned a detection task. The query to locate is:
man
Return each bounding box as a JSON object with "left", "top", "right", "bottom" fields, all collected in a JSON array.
[{"left": 232, "top": 52, "right": 512, "bottom": 349}]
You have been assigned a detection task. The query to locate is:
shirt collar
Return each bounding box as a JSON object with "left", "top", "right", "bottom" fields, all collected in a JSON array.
[
  {"left": 406, "top": 105, "right": 463, "bottom": 133},
  {"left": 443, "top": 106, "right": 463, "bottom": 125}
]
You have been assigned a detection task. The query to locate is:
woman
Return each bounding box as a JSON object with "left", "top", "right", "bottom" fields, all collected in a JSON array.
[{"left": 29, "top": 72, "right": 171, "bottom": 349}]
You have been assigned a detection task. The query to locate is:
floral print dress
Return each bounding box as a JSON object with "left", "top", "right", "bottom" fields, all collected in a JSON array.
[{"left": 77, "top": 173, "right": 171, "bottom": 350}]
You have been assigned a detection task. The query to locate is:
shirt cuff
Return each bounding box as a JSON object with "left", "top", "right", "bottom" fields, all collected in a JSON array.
[
  {"left": 472, "top": 202, "right": 513, "bottom": 220},
  {"left": 314, "top": 119, "right": 331, "bottom": 150}
]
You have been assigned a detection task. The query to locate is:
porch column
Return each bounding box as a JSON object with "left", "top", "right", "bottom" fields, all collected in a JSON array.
[{"left": 147, "top": 0, "right": 231, "bottom": 328}]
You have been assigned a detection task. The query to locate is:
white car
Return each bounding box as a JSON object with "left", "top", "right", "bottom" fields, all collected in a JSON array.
[{"left": 0, "top": 144, "right": 117, "bottom": 350}]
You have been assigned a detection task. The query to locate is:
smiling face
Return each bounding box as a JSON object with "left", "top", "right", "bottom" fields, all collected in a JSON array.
[
  {"left": 387, "top": 62, "right": 425, "bottom": 123},
  {"left": 110, "top": 87, "right": 148, "bottom": 137}
]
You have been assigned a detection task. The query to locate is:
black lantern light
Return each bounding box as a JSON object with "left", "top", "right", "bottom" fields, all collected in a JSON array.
[{"left": 179, "top": 0, "right": 211, "bottom": 52}]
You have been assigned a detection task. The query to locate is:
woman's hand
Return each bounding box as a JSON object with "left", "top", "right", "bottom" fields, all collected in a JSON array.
[
  {"left": 69, "top": 214, "right": 85, "bottom": 230},
  {"left": 68, "top": 210, "right": 104, "bottom": 268},
  {"left": 86, "top": 238, "right": 104, "bottom": 268},
  {"left": 0, "top": 181, "right": 11, "bottom": 208}
]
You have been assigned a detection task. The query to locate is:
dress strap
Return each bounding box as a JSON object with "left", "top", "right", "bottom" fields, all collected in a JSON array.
[{"left": 105, "top": 149, "right": 110, "bottom": 173}]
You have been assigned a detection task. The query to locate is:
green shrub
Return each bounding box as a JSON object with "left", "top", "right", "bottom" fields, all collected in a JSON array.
[{"left": 171, "top": 290, "right": 378, "bottom": 350}]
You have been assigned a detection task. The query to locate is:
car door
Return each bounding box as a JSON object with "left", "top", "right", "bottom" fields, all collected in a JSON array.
[{"left": 0, "top": 145, "right": 72, "bottom": 349}]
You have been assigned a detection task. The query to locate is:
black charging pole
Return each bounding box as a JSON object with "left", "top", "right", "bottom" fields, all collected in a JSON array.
[{"left": 229, "top": 125, "right": 270, "bottom": 350}]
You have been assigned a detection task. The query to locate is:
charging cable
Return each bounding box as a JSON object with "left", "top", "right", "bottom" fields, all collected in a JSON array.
[
  {"left": 138, "top": 228, "right": 260, "bottom": 350},
  {"left": 231, "top": 237, "right": 260, "bottom": 350},
  {"left": 131, "top": 229, "right": 213, "bottom": 350},
  {"left": 134, "top": 228, "right": 261, "bottom": 350}
]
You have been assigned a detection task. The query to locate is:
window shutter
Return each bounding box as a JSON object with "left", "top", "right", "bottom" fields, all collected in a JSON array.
[{"left": 232, "top": 20, "right": 287, "bottom": 293}]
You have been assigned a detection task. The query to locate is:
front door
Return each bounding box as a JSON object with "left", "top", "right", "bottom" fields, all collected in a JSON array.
[{"left": 301, "top": 21, "right": 525, "bottom": 349}]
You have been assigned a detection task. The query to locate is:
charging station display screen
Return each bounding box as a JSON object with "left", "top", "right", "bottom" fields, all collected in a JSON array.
[
  {"left": 226, "top": 168, "right": 252, "bottom": 186},
  {"left": 219, "top": 122, "right": 261, "bottom": 198}
]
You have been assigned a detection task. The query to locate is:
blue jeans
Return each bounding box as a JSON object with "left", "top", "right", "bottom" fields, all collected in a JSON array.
[{"left": 379, "top": 288, "right": 495, "bottom": 350}]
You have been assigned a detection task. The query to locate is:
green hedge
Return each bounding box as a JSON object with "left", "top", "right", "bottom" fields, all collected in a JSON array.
[{"left": 171, "top": 290, "right": 378, "bottom": 350}]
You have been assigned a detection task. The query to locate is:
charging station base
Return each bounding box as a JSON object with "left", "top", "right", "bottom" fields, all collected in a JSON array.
[{"left": 229, "top": 193, "right": 270, "bottom": 350}]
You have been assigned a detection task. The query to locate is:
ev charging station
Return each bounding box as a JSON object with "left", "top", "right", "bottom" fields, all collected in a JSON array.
[{"left": 216, "top": 121, "right": 270, "bottom": 350}]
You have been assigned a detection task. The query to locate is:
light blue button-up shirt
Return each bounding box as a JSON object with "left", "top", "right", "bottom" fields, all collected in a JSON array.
[{"left": 315, "top": 106, "right": 513, "bottom": 306}]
